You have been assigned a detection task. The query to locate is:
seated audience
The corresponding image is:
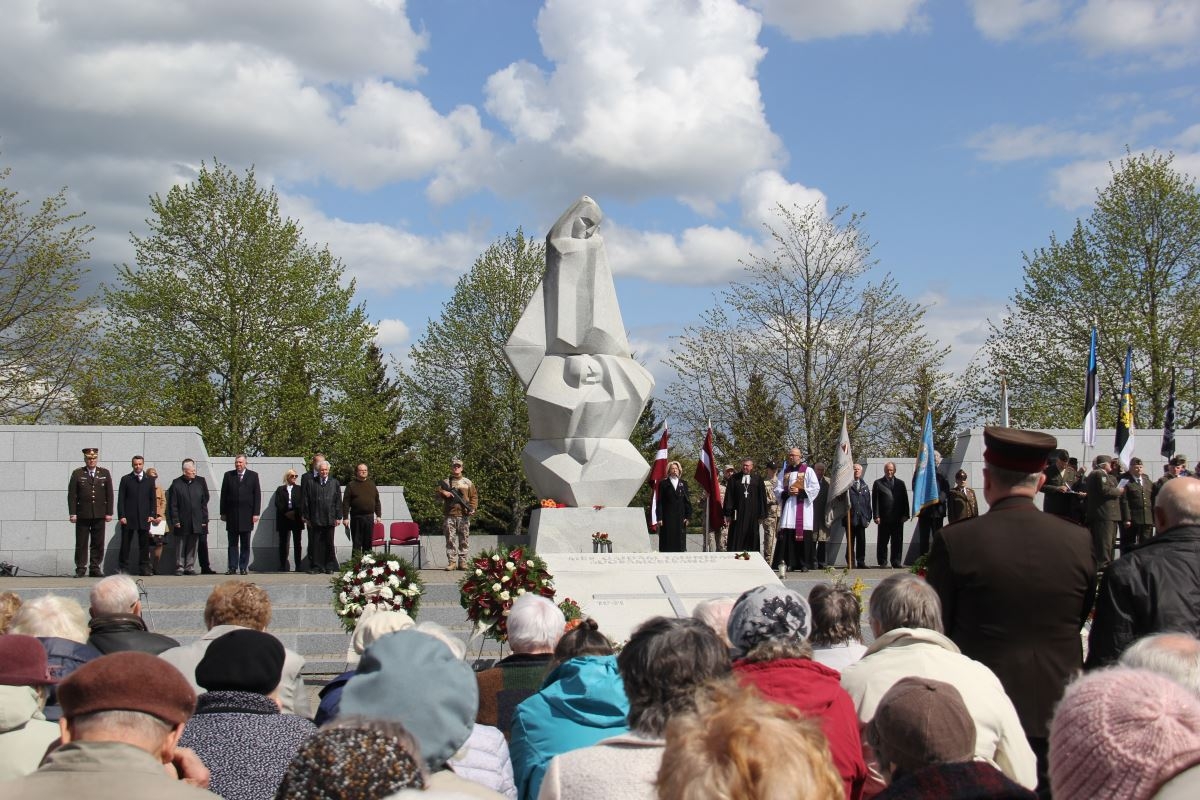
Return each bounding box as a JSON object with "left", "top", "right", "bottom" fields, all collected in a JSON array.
[
  {"left": 179, "top": 629, "right": 316, "bottom": 800},
  {"left": 158, "top": 581, "right": 310, "bottom": 717},
  {"left": 728, "top": 584, "right": 868, "bottom": 799},
  {"left": 8, "top": 594, "right": 101, "bottom": 719},
  {"left": 1050, "top": 667, "right": 1200, "bottom": 800},
  {"left": 1118, "top": 632, "right": 1200, "bottom": 695},
  {"left": 867, "top": 677, "right": 1035, "bottom": 799},
  {"left": 0, "top": 635, "right": 60, "bottom": 780},
  {"left": 339, "top": 629, "right": 507, "bottom": 798},
  {"left": 839, "top": 573, "right": 1036, "bottom": 791},
  {"left": 657, "top": 680, "right": 844, "bottom": 800},
  {"left": 0, "top": 591, "right": 21, "bottom": 632},
  {"left": 510, "top": 618, "right": 629, "bottom": 800},
  {"left": 275, "top": 718, "right": 425, "bottom": 800},
  {"left": 0, "top": 650, "right": 211, "bottom": 799},
  {"left": 691, "top": 596, "right": 736, "bottom": 649},
  {"left": 539, "top": 616, "right": 731, "bottom": 800},
  {"left": 808, "top": 583, "right": 867, "bottom": 671},
  {"left": 315, "top": 605, "right": 415, "bottom": 725},
  {"left": 476, "top": 595, "right": 564, "bottom": 738},
  {"left": 87, "top": 574, "right": 179, "bottom": 655}
]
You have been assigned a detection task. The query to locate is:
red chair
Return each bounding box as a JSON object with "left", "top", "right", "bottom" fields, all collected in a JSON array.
[
  {"left": 370, "top": 521, "right": 386, "bottom": 551},
  {"left": 388, "top": 521, "right": 422, "bottom": 568}
]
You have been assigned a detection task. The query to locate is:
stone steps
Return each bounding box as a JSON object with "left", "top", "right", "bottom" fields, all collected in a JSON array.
[{"left": 1, "top": 566, "right": 899, "bottom": 677}]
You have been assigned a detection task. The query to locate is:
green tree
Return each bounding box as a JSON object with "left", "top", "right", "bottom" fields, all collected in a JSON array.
[
  {"left": 725, "top": 372, "right": 788, "bottom": 468},
  {"left": 972, "top": 151, "right": 1200, "bottom": 433},
  {"left": 81, "top": 160, "right": 373, "bottom": 456},
  {"left": 669, "top": 200, "right": 948, "bottom": 465},
  {"left": 885, "top": 364, "right": 961, "bottom": 459},
  {"left": 0, "top": 165, "right": 93, "bottom": 421},
  {"left": 400, "top": 230, "right": 545, "bottom": 535},
  {"left": 630, "top": 396, "right": 666, "bottom": 511},
  {"left": 323, "top": 343, "right": 407, "bottom": 485}
]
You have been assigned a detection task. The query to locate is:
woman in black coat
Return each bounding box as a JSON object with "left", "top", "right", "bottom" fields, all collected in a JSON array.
[
  {"left": 656, "top": 461, "right": 693, "bottom": 552},
  {"left": 273, "top": 469, "right": 305, "bottom": 572}
]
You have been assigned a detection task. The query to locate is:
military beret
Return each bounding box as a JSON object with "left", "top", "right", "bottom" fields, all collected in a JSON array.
[
  {"left": 0, "top": 634, "right": 57, "bottom": 686},
  {"left": 196, "top": 629, "right": 285, "bottom": 695},
  {"left": 983, "top": 426, "right": 1057, "bottom": 473},
  {"left": 58, "top": 651, "right": 195, "bottom": 726}
]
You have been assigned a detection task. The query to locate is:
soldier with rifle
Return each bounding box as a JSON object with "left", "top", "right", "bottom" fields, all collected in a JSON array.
[{"left": 438, "top": 458, "right": 479, "bottom": 570}]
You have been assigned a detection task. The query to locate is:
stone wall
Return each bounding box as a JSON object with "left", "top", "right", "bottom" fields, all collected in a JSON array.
[{"left": 0, "top": 425, "right": 412, "bottom": 576}]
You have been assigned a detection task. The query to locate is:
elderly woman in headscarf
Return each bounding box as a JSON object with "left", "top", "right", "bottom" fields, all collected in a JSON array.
[{"left": 728, "top": 584, "right": 868, "bottom": 799}]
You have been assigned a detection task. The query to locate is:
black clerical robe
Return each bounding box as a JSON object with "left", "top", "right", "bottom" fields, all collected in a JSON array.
[{"left": 722, "top": 472, "right": 768, "bottom": 552}]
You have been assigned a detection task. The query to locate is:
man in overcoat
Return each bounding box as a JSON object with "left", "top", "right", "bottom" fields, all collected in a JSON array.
[
  {"left": 219, "top": 455, "right": 261, "bottom": 575},
  {"left": 872, "top": 462, "right": 909, "bottom": 568},
  {"left": 925, "top": 427, "right": 1096, "bottom": 795},
  {"left": 116, "top": 455, "right": 156, "bottom": 576}
]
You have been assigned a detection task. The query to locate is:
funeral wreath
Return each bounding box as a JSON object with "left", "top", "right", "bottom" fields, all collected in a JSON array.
[{"left": 331, "top": 550, "right": 424, "bottom": 632}]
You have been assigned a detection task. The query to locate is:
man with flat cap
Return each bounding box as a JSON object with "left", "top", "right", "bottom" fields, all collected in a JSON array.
[
  {"left": 67, "top": 447, "right": 114, "bottom": 578},
  {"left": 925, "top": 427, "right": 1096, "bottom": 795},
  {"left": 0, "top": 650, "right": 214, "bottom": 799}
]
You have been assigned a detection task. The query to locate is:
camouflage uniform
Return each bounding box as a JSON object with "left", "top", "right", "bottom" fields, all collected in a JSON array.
[
  {"left": 762, "top": 471, "right": 780, "bottom": 565},
  {"left": 439, "top": 473, "right": 478, "bottom": 568}
]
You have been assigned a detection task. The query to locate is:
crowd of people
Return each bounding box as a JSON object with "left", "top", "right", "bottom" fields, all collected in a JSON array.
[{"left": 3, "top": 424, "right": 1197, "bottom": 797}]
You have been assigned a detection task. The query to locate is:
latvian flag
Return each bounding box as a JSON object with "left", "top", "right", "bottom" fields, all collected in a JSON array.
[
  {"left": 648, "top": 426, "right": 670, "bottom": 527},
  {"left": 693, "top": 425, "right": 724, "bottom": 531}
]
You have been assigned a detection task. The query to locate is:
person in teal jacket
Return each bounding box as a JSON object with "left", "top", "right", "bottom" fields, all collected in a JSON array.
[{"left": 509, "top": 620, "right": 630, "bottom": 800}]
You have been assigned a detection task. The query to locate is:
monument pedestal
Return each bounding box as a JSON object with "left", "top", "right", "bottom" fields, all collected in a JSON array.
[{"left": 528, "top": 507, "right": 652, "bottom": 553}]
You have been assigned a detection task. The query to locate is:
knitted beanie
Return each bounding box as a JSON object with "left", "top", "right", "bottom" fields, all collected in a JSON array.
[
  {"left": 195, "top": 628, "right": 285, "bottom": 694},
  {"left": 1050, "top": 667, "right": 1200, "bottom": 800},
  {"left": 727, "top": 584, "right": 811, "bottom": 660}
]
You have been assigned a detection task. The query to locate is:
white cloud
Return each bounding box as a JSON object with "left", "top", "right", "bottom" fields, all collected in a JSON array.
[
  {"left": 970, "top": 0, "right": 1065, "bottom": 41},
  {"left": 739, "top": 170, "right": 828, "bottom": 230},
  {"left": 278, "top": 194, "right": 487, "bottom": 292},
  {"left": 969, "top": 0, "right": 1198, "bottom": 63},
  {"left": 968, "top": 124, "right": 1117, "bottom": 162},
  {"left": 472, "top": 0, "right": 783, "bottom": 208},
  {"left": 916, "top": 290, "right": 1006, "bottom": 373},
  {"left": 375, "top": 318, "right": 411, "bottom": 349},
  {"left": 1073, "top": 0, "right": 1200, "bottom": 59},
  {"left": 604, "top": 221, "right": 761, "bottom": 286},
  {"left": 1048, "top": 148, "right": 1200, "bottom": 209},
  {"left": 749, "top": 0, "right": 929, "bottom": 41},
  {"left": 1175, "top": 124, "right": 1200, "bottom": 149}
]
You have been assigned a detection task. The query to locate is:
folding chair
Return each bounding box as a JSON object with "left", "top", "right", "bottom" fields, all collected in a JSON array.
[
  {"left": 370, "top": 520, "right": 386, "bottom": 552},
  {"left": 388, "top": 521, "right": 423, "bottom": 568}
]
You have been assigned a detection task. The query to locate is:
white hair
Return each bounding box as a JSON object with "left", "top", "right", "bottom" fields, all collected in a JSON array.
[
  {"left": 90, "top": 575, "right": 139, "bottom": 617},
  {"left": 346, "top": 606, "right": 415, "bottom": 666},
  {"left": 413, "top": 621, "right": 466, "bottom": 660},
  {"left": 506, "top": 594, "right": 566, "bottom": 654},
  {"left": 10, "top": 595, "right": 90, "bottom": 643},
  {"left": 692, "top": 597, "right": 736, "bottom": 647},
  {"left": 1119, "top": 633, "right": 1200, "bottom": 696}
]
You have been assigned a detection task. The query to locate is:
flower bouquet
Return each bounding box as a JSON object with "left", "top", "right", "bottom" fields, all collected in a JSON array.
[
  {"left": 559, "top": 596, "right": 583, "bottom": 630},
  {"left": 331, "top": 551, "right": 424, "bottom": 633},
  {"left": 459, "top": 545, "right": 556, "bottom": 641}
]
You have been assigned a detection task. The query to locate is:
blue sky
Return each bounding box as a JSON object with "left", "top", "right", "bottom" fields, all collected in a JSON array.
[{"left": 1, "top": 0, "right": 1197, "bottom": 393}]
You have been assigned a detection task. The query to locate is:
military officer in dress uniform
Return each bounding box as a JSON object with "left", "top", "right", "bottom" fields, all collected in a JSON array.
[
  {"left": 1120, "top": 456, "right": 1155, "bottom": 552},
  {"left": 67, "top": 447, "right": 114, "bottom": 578},
  {"left": 946, "top": 469, "right": 979, "bottom": 524},
  {"left": 926, "top": 428, "right": 1096, "bottom": 795}
]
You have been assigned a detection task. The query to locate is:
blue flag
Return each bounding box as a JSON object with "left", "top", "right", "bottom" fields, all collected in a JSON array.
[{"left": 912, "top": 409, "right": 939, "bottom": 515}]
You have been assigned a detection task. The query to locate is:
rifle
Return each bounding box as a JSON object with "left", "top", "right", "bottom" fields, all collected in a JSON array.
[{"left": 439, "top": 479, "right": 473, "bottom": 514}]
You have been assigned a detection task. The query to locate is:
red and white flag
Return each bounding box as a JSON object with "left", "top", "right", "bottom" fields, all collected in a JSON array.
[
  {"left": 693, "top": 424, "right": 724, "bottom": 531},
  {"left": 648, "top": 426, "right": 670, "bottom": 527}
]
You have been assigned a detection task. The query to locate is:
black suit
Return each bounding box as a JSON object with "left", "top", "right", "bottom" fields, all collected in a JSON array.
[
  {"left": 117, "top": 470, "right": 156, "bottom": 575},
  {"left": 305, "top": 476, "right": 341, "bottom": 572},
  {"left": 220, "top": 468, "right": 262, "bottom": 573},
  {"left": 273, "top": 483, "right": 304, "bottom": 570},
  {"left": 847, "top": 478, "right": 872, "bottom": 568},
  {"left": 872, "top": 475, "right": 910, "bottom": 567}
]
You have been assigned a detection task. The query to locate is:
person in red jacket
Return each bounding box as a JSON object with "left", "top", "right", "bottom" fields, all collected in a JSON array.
[{"left": 728, "top": 584, "right": 868, "bottom": 800}]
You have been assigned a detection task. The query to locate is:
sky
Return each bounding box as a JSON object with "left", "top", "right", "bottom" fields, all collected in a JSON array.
[{"left": 2, "top": 0, "right": 1198, "bottom": 398}]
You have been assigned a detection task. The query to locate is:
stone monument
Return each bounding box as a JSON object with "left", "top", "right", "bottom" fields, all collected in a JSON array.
[{"left": 505, "top": 196, "right": 654, "bottom": 552}]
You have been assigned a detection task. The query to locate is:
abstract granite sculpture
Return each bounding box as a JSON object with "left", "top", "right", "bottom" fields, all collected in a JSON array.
[{"left": 505, "top": 196, "right": 654, "bottom": 512}]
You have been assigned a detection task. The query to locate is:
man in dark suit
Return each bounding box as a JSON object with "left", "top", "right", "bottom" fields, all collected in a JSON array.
[
  {"left": 872, "top": 462, "right": 909, "bottom": 568},
  {"left": 847, "top": 464, "right": 872, "bottom": 569},
  {"left": 219, "top": 454, "right": 261, "bottom": 575},
  {"left": 722, "top": 458, "right": 768, "bottom": 553},
  {"left": 67, "top": 447, "right": 114, "bottom": 578},
  {"left": 1085, "top": 455, "right": 1124, "bottom": 569},
  {"left": 1039, "top": 449, "right": 1078, "bottom": 518},
  {"left": 168, "top": 458, "right": 210, "bottom": 576},
  {"left": 304, "top": 460, "right": 342, "bottom": 573},
  {"left": 116, "top": 455, "right": 157, "bottom": 576},
  {"left": 1120, "top": 456, "right": 1154, "bottom": 552},
  {"left": 299, "top": 451, "right": 325, "bottom": 571},
  {"left": 926, "top": 427, "right": 1096, "bottom": 795}
]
